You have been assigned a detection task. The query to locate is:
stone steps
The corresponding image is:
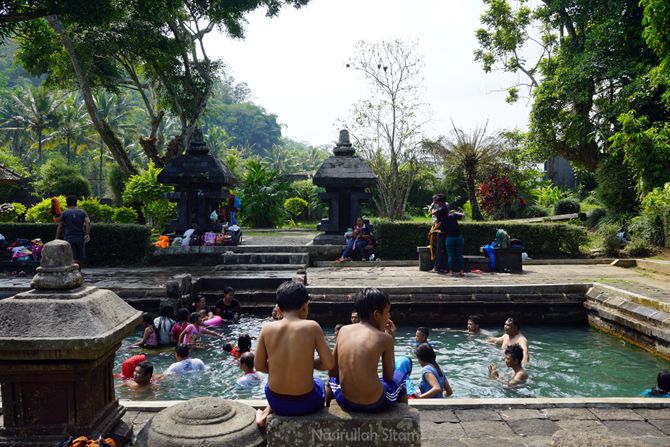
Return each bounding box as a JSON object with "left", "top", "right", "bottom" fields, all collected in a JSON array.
[
  {"left": 193, "top": 271, "right": 300, "bottom": 293},
  {"left": 217, "top": 252, "right": 309, "bottom": 265},
  {"left": 213, "top": 263, "right": 306, "bottom": 271}
]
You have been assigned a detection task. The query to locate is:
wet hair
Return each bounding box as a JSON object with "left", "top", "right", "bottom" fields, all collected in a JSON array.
[
  {"left": 417, "top": 326, "right": 429, "bottom": 338},
  {"left": 159, "top": 304, "right": 175, "bottom": 319},
  {"left": 468, "top": 315, "right": 481, "bottom": 326},
  {"left": 176, "top": 308, "right": 189, "bottom": 323},
  {"left": 223, "top": 286, "right": 234, "bottom": 296},
  {"left": 223, "top": 342, "right": 234, "bottom": 352},
  {"left": 175, "top": 343, "right": 190, "bottom": 358},
  {"left": 237, "top": 333, "right": 252, "bottom": 353},
  {"left": 188, "top": 312, "right": 200, "bottom": 324},
  {"left": 354, "top": 288, "right": 390, "bottom": 320},
  {"left": 276, "top": 281, "right": 310, "bottom": 311},
  {"left": 415, "top": 343, "right": 443, "bottom": 377},
  {"left": 240, "top": 352, "right": 255, "bottom": 370},
  {"left": 137, "top": 361, "right": 153, "bottom": 379},
  {"left": 657, "top": 371, "right": 670, "bottom": 393},
  {"left": 506, "top": 317, "right": 520, "bottom": 330},
  {"left": 142, "top": 312, "right": 158, "bottom": 335},
  {"left": 66, "top": 195, "right": 78, "bottom": 207},
  {"left": 505, "top": 344, "right": 524, "bottom": 364}
]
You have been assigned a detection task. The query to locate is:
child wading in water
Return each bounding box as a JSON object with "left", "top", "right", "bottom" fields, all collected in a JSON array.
[
  {"left": 255, "top": 281, "right": 334, "bottom": 426},
  {"left": 236, "top": 352, "right": 263, "bottom": 388},
  {"left": 178, "top": 312, "right": 223, "bottom": 348},
  {"left": 328, "top": 288, "right": 408, "bottom": 411},
  {"left": 131, "top": 312, "right": 159, "bottom": 349}
]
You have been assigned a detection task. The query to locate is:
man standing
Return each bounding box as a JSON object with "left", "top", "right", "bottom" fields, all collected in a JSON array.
[
  {"left": 486, "top": 317, "right": 529, "bottom": 363},
  {"left": 55, "top": 195, "right": 91, "bottom": 268}
]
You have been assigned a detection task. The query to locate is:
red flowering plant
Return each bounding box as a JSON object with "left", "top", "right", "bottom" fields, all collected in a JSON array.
[{"left": 478, "top": 176, "right": 526, "bottom": 219}]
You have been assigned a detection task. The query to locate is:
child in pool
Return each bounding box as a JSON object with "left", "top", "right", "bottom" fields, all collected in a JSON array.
[
  {"left": 131, "top": 312, "right": 159, "bottom": 349},
  {"left": 223, "top": 333, "right": 252, "bottom": 358},
  {"left": 414, "top": 343, "right": 452, "bottom": 398},
  {"left": 254, "top": 281, "right": 334, "bottom": 426},
  {"left": 171, "top": 308, "right": 190, "bottom": 344},
  {"left": 641, "top": 371, "right": 670, "bottom": 397},
  {"left": 178, "top": 312, "right": 224, "bottom": 348},
  {"left": 154, "top": 304, "right": 176, "bottom": 346},
  {"left": 328, "top": 288, "right": 408, "bottom": 412},
  {"left": 236, "top": 352, "right": 263, "bottom": 388}
]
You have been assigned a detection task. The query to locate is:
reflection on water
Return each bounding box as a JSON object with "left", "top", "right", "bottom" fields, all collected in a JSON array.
[{"left": 115, "top": 316, "right": 670, "bottom": 401}]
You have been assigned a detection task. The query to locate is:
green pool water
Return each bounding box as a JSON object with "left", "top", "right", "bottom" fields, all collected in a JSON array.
[{"left": 115, "top": 316, "right": 670, "bottom": 401}]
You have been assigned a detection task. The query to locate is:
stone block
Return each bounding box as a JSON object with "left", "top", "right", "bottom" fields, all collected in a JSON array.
[
  {"left": 590, "top": 408, "right": 646, "bottom": 421},
  {"left": 601, "top": 420, "right": 665, "bottom": 437},
  {"left": 454, "top": 409, "right": 502, "bottom": 422},
  {"left": 500, "top": 409, "right": 547, "bottom": 421},
  {"left": 551, "top": 429, "right": 646, "bottom": 447},
  {"left": 506, "top": 419, "right": 560, "bottom": 437},
  {"left": 648, "top": 420, "right": 670, "bottom": 436},
  {"left": 419, "top": 409, "right": 459, "bottom": 423},
  {"left": 266, "top": 403, "right": 420, "bottom": 447},
  {"left": 635, "top": 409, "right": 670, "bottom": 421},
  {"left": 459, "top": 420, "right": 514, "bottom": 437},
  {"left": 542, "top": 408, "right": 597, "bottom": 421},
  {"left": 555, "top": 419, "right": 608, "bottom": 434}
]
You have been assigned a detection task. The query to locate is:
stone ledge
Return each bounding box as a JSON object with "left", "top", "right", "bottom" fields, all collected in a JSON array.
[{"left": 266, "top": 403, "right": 420, "bottom": 447}]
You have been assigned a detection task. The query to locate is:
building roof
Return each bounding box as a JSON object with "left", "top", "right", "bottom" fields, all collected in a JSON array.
[{"left": 0, "top": 163, "right": 22, "bottom": 184}]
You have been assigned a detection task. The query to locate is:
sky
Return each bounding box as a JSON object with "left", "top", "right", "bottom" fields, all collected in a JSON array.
[{"left": 207, "top": 0, "right": 535, "bottom": 147}]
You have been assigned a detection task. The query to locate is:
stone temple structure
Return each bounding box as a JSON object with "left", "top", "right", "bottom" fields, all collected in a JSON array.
[
  {"left": 312, "top": 130, "right": 377, "bottom": 245},
  {"left": 0, "top": 240, "right": 141, "bottom": 446},
  {"left": 158, "top": 128, "right": 236, "bottom": 233}
]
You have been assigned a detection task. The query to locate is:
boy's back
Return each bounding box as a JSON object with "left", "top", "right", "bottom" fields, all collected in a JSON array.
[
  {"left": 334, "top": 322, "right": 393, "bottom": 404},
  {"left": 257, "top": 318, "right": 330, "bottom": 395}
]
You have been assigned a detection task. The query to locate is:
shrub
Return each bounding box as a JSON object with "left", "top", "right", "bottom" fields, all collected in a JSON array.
[
  {"left": 288, "top": 180, "right": 324, "bottom": 220},
  {"left": 522, "top": 205, "right": 548, "bottom": 218},
  {"left": 25, "top": 196, "right": 66, "bottom": 223},
  {"left": 112, "top": 206, "right": 138, "bottom": 224},
  {"left": 284, "top": 197, "right": 308, "bottom": 219},
  {"left": 374, "top": 221, "right": 588, "bottom": 259},
  {"left": 32, "top": 157, "right": 92, "bottom": 198},
  {"left": 623, "top": 238, "right": 656, "bottom": 258},
  {"left": 122, "top": 162, "right": 175, "bottom": 230},
  {"left": 238, "top": 159, "right": 290, "bottom": 228},
  {"left": 478, "top": 176, "right": 520, "bottom": 219},
  {"left": 0, "top": 202, "right": 26, "bottom": 222},
  {"left": 629, "top": 215, "right": 663, "bottom": 246},
  {"left": 143, "top": 199, "right": 177, "bottom": 230},
  {"left": 554, "top": 198, "right": 580, "bottom": 215},
  {"left": 595, "top": 153, "right": 638, "bottom": 213},
  {"left": 79, "top": 197, "right": 113, "bottom": 222},
  {"left": 0, "top": 223, "right": 151, "bottom": 266},
  {"left": 586, "top": 208, "right": 607, "bottom": 229},
  {"left": 597, "top": 223, "right": 622, "bottom": 257},
  {"left": 640, "top": 183, "right": 670, "bottom": 247}
]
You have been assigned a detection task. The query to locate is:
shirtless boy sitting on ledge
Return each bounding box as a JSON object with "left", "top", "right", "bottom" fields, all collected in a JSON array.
[
  {"left": 328, "top": 288, "right": 408, "bottom": 412},
  {"left": 255, "top": 281, "right": 334, "bottom": 426}
]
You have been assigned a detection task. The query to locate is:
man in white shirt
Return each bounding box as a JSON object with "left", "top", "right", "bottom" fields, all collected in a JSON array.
[{"left": 164, "top": 344, "right": 208, "bottom": 375}]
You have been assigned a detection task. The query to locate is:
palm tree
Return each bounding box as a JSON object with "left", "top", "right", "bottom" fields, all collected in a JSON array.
[
  {"left": 57, "top": 92, "right": 91, "bottom": 162},
  {"left": 8, "top": 85, "right": 61, "bottom": 167},
  {"left": 423, "top": 121, "right": 504, "bottom": 220}
]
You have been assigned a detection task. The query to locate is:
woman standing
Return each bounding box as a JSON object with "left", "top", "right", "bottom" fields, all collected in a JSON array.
[{"left": 445, "top": 209, "right": 465, "bottom": 277}]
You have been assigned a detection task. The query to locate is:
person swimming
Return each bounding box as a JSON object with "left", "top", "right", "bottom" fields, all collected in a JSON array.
[
  {"left": 414, "top": 343, "right": 452, "bottom": 398},
  {"left": 488, "top": 344, "right": 528, "bottom": 386},
  {"left": 641, "top": 371, "right": 670, "bottom": 397}
]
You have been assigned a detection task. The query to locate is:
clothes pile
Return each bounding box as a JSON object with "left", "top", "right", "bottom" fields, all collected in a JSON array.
[{"left": 4, "top": 238, "right": 44, "bottom": 263}]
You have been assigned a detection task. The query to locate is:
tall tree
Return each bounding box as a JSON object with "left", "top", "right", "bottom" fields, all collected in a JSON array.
[
  {"left": 345, "top": 39, "right": 427, "bottom": 220},
  {"left": 423, "top": 122, "right": 504, "bottom": 221}
]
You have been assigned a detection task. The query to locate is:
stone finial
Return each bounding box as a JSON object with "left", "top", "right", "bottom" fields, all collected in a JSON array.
[
  {"left": 137, "top": 397, "right": 263, "bottom": 447},
  {"left": 186, "top": 127, "right": 209, "bottom": 154},
  {"left": 30, "top": 240, "right": 83, "bottom": 290},
  {"left": 333, "top": 129, "right": 356, "bottom": 156}
]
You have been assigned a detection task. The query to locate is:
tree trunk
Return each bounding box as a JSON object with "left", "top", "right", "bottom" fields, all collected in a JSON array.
[
  {"left": 139, "top": 136, "right": 165, "bottom": 167},
  {"left": 467, "top": 175, "right": 483, "bottom": 220},
  {"left": 47, "top": 16, "right": 137, "bottom": 177},
  {"left": 37, "top": 127, "right": 42, "bottom": 167},
  {"left": 99, "top": 135, "right": 104, "bottom": 197}
]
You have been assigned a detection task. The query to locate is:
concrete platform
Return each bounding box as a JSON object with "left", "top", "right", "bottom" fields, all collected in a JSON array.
[{"left": 121, "top": 398, "right": 670, "bottom": 447}]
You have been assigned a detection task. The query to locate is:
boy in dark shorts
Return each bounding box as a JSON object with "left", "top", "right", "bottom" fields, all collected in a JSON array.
[
  {"left": 255, "top": 281, "right": 334, "bottom": 426},
  {"left": 328, "top": 288, "right": 408, "bottom": 412}
]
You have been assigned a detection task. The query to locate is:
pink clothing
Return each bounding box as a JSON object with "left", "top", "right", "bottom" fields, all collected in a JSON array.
[
  {"left": 182, "top": 324, "right": 206, "bottom": 346},
  {"left": 204, "top": 315, "right": 223, "bottom": 327}
]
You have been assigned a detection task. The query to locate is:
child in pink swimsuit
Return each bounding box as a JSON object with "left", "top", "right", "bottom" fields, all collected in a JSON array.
[{"left": 178, "top": 312, "right": 224, "bottom": 347}]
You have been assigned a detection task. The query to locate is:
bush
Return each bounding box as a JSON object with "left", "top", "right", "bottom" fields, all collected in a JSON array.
[
  {"left": 623, "top": 238, "right": 656, "bottom": 258},
  {"left": 284, "top": 197, "right": 308, "bottom": 219},
  {"left": 25, "top": 196, "right": 66, "bottom": 223},
  {"left": 595, "top": 153, "right": 638, "bottom": 213},
  {"left": 640, "top": 183, "right": 670, "bottom": 247},
  {"left": 79, "top": 197, "right": 114, "bottom": 222},
  {"left": 238, "top": 159, "right": 290, "bottom": 228},
  {"left": 597, "top": 223, "right": 622, "bottom": 257},
  {"left": 112, "top": 206, "right": 138, "bottom": 224},
  {"left": 522, "top": 205, "right": 548, "bottom": 218},
  {"left": 122, "top": 162, "right": 175, "bottom": 231},
  {"left": 374, "top": 221, "right": 588, "bottom": 259},
  {"left": 0, "top": 223, "right": 151, "bottom": 266},
  {"left": 554, "top": 198, "right": 580, "bottom": 215},
  {"left": 586, "top": 208, "right": 607, "bottom": 229},
  {"left": 32, "top": 158, "right": 92, "bottom": 198},
  {"left": 629, "top": 215, "right": 663, "bottom": 246},
  {"left": 0, "top": 202, "right": 26, "bottom": 222}
]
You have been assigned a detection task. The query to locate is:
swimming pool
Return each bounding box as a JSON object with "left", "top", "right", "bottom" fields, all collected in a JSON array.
[{"left": 114, "top": 316, "right": 670, "bottom": 401}]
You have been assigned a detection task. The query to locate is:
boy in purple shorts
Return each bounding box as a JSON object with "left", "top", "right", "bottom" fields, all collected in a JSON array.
[
  {"left": 255, "top": 281, "right": 334, "bottom": 426},
  {"left": 328, "top": 288, "right": 408, "bottom": 412}
]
